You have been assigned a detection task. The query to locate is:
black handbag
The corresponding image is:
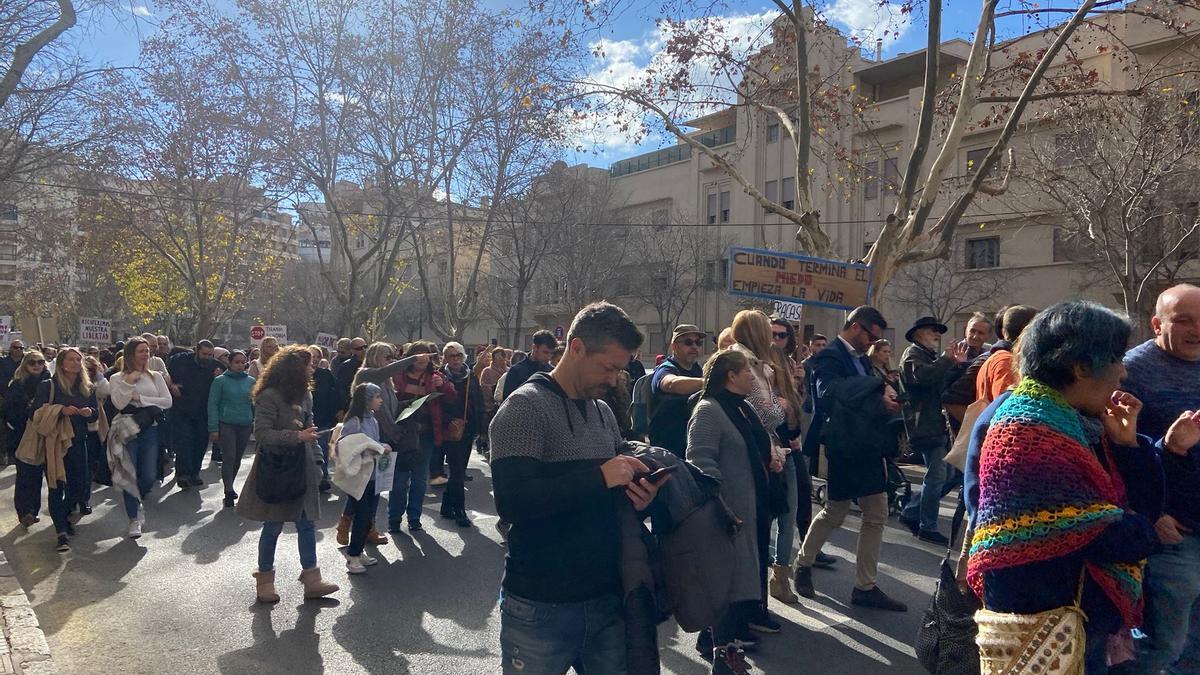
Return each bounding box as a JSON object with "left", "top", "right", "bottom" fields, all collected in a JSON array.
[
  {"left": 916, "top": 501, "right": 981, "bottom": 675},
  {"left": 254, "top": 442, "right": 308, "bottom": 503}
]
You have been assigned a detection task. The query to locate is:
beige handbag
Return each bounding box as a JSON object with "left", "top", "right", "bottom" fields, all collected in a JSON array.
[
  {"left": 974, "top": 570, "right": 1087, "bottom": 675},
  {"left": 945, "top": 399, "right": 989, "bottom": 471}
]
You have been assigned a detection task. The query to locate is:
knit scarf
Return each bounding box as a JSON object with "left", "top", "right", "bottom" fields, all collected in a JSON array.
[{"left": 968, "top": 378, "right": 1144, "bottom": 628}]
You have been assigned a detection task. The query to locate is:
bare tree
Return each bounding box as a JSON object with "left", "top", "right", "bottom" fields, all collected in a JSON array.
[
  {"left": 1011, "top": 79, "right": 1200, "bottom": 333},
  {"left": 87, "top": 28, "right": 286, "bottom": 342},
  {"left": 625, "top": 220, "right": 729, "bottom": 352},
  {"left": 549, "top": 0, "right": 1197, "bottom": 295},
  {"left": 885, "top": 254, "right": 1014, "bottom": 323}
]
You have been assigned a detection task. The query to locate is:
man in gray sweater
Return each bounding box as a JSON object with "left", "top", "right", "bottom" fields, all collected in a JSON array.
[{"left": 491, "top": 302, "right": 667, "bottom": 674}]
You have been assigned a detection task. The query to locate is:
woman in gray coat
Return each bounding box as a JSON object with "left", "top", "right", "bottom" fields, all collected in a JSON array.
[
  {"left": 686, "top": 349, "right": 773, "bottom": 675},
  {"left": 238, "top": 346, "right": 338, "bottom": 603}
]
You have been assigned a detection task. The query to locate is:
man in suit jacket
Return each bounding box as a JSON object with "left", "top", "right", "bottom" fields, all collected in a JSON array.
[{"left": 793, "top": 306, "right": 908, "bottom": 612}]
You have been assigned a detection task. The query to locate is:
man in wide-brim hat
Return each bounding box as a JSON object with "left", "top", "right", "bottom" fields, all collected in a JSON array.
[{"left": 898, "top": 316, "right": 969, "bottom": 545}]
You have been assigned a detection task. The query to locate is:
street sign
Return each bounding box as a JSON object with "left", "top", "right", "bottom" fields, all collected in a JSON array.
[
  {"left": 727, "top": 246, "right": 872, "bottom": 311},
  {"left": 79, "top": 317, "right": 111, "bottom": 344},
  {"left": 553, "top": 325, "right": 565, "bottom": 340},
  {"left": 250, "top": 325, "right": 287, "bottom": 347},
  {"left": 0, "top": 316, "right": 10, "bottom": 348},
  {"left": 315, "top": 332, "right": 338, "bottom": 348},
  {"left": 772, "top": 301, "right": 804, "bottom": 323}
]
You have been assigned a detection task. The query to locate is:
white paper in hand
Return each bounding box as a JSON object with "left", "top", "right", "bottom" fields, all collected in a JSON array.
[{"left": 375, "top": 451, "right": 396, "bottom": 494}]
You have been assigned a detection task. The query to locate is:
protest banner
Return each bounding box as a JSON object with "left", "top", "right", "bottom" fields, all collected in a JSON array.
[{"left": 727, "top": 246, "right": 871, "bottom": 311}]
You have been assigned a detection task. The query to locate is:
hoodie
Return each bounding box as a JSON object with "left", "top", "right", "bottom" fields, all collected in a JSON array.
[{"left": 489, "top": 372, "right": 624, "bottom": 603}]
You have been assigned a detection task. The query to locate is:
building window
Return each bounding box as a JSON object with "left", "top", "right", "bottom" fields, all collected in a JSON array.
[
  {"left": 764, "top": 180, "right": 778, "bottom": 213},
  {"left": 767, "top": 124, "right": 779, "bottom": 143},
  {"left": 965, "top": 237, "right": 1000, "bottom": 269},
  {"left": 781, "top": 177, "right": 796, "bottom": 210},
  {"left": 719, "top": 190, "right": 730, "bottom": 223},
  {"left": 1054, "top": 132, "right": 1097, "bottom": 167},
  {"left": 966, "top": 148, "right": 996, "bottom": 178},
  {"left": 864, "top": 160, "right": 879, "bottom": 200},
  {"left": 0, "top": 204, "right": 15, "bottom": 221},
  {"left": 0, "top": 244, "right": 15, "bottom": 261},
  {"left": 706, "top": 192, "right": 718, "bottom": 224}
]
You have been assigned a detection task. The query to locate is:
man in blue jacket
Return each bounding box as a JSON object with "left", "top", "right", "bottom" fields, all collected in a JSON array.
[{"left": 793, "top": 306, "right": 908, "bottom": 612}]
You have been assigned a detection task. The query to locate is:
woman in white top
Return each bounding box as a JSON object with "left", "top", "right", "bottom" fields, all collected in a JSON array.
[
  {"left": 248, "top": 337, "right": 279, "bottom": 378},
  {"left": 108, "top": 337, "right": 172, "bottom": 538}
]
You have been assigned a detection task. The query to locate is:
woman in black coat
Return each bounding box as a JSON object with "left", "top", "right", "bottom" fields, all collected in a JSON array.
[{"left": 5, "top": 350, "right": 49, "bottom": 528}]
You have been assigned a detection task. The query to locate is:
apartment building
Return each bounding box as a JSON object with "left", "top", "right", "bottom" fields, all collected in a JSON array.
[{"left": 590, "top": 4, "right": 1200, "bottom": 351}]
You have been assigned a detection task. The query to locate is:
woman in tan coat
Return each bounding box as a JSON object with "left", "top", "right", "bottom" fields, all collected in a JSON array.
[{"left": 237, "top": 346, "right": 338, "bottom": 603}]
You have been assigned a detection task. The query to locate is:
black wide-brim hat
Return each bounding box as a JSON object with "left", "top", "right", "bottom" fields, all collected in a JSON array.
[{"left": 905, "top": 316, "right": 948, "bottom": 343}]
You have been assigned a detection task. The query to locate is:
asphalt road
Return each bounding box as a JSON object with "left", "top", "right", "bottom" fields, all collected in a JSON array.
[{"left": 0, "top": 449, "right": 952, "bottom": 674}]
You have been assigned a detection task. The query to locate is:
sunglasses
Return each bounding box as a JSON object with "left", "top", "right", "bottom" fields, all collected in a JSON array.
[
  {"left": 30, "top": 360, "right": 45, "bottom": 365},
  {"left": 353, "top": 346, "right": 365, "bottom": 351},
  {"left": 679, "top": 338, "right": 704, "bottom": 348},
  {"left": 772, "top": 331, "right": 789, "bottom": 340}
]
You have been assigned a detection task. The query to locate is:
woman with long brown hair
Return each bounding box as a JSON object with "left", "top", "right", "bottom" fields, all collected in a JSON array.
[
  {"left": 247, "top": 336, "right": 279, "bottom": 378},
  {"left": 729, "top": 309, "right": 798, "bottom": 623},
  {"left": 237, "top": 346, "right": 338, "bottom": 603},
  {"left": 108, "top": 337, "right": 173, "bottom": 539}
]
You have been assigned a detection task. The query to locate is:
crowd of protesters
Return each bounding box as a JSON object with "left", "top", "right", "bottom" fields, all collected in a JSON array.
[{"left": 1, "top": 286, "right": 1198, "bottom": 675}]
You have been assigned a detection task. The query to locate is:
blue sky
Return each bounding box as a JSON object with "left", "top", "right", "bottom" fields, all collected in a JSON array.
[{"left": 72, "top": 0, "right": 1056, "bottom": 170}]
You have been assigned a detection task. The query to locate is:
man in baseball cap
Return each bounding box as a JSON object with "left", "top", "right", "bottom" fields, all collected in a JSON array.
[{"left": 648, "top": 324, "right": 707, "bottom": 457}]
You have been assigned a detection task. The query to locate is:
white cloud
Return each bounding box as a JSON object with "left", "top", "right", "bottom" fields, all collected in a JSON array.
[
  {"left": 579, "top": 11, "right": 776, "bottom": 153},
  {"left": 823, "top": 0, "right": 910, "bottom": 43},
  {"left": 129, "top": 5, "right": 153, "bottom": 18}
]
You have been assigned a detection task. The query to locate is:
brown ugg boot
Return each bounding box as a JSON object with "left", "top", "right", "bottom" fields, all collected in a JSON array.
[
  {"left": 253, "top": 570, "right": 280, "bottom": 603},
  {"left": 336, "top": 515, "right": 352, "bottom": 546},
  {"left": 298, "top": 567, "right": 339, "bottom": 599},
  {"left": 366, "top": 526, "right": 388, "bottom": 546}
]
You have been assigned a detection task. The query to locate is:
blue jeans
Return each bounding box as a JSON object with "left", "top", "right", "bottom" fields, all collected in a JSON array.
[
  {"left": 258, "top": 519, "right": 317, "bottom": 572},
  {"left": 389, "top": 431, "right": 434, "bottom": 525},
  {"left": 770, "top": 454, "right": 797, "bottom": 565},
  {"left": 1136, "top": 533, "right": 1200, "bottom": 674},
  {"left": 903, "top": 436, "right": 955, "bottom": 532},
  {"left": 123, "top": 426, "right": 160, "bottom": 519},
  {"left": 499, "top": 590, "right": 627, "bottom": 674}
]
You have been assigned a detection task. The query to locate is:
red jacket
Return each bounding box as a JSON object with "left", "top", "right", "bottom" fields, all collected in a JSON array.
[{"left": 392, "top": 368, "right": 457, "bottom": 446}]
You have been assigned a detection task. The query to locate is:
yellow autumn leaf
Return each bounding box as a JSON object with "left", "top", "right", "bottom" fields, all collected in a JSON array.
[{"left": 521, "top": 96, "right": 533, "bottom": 107}]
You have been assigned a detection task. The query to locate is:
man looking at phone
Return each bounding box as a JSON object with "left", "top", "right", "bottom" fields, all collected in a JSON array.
[
  {"left": 491, "top": 302, "right": 668, "bottom": 674},
  {"left": 648, "top": 324, "right": 705, "bottom": 458}
]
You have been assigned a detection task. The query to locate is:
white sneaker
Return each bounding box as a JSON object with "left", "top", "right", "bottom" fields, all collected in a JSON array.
[
  {"left": 127, "top": 519, "right": 142, "bottom": 539},
  {"left": 346, "top": 557, "right": 367, "bottom": 574},
  {"left": 136, "top": 504, "right": 146, "bottom": 524},
  {"left": 360, "top": 553, "right": 378, "bottom": 567}
]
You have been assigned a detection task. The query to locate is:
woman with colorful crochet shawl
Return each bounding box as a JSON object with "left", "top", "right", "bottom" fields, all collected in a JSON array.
[{"left": 969, "top": 302, "right": 1162, "bottom": 674}]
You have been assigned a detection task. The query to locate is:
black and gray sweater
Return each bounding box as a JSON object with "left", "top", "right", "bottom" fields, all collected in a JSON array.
[{"left": 490, "top": 372, "right": 624, "bottom": 603}]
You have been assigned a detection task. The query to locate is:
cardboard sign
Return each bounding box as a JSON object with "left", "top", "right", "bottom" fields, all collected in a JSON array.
[
  {"left": 728, "top": 246, "right": 872, "bottom": 311},
  {"left": 772, "top": 301, "right": 804, "bottom": 323},
  {"left": 250, "top": 325, "right": 287, "bottom": 347},
  {"left": 0, "top": 316, "right": 10, "bottom": 347},
  {"left": 315, "top": 332, "right": 338, "bottom": 348},
  {"left": 79, "top": 317, "right": 111, "bottom": 344}
]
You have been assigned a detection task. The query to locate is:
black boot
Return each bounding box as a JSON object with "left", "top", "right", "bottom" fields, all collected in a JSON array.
[{"left": 695, "top": 627, "right": 714, "bottom": 661}]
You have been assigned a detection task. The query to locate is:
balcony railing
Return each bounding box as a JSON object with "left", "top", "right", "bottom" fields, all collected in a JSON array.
[{"left": 610, "top": 124, "right": 737, "bottom": 177}]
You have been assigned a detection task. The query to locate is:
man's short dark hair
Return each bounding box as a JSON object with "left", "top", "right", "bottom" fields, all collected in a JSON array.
[
  {"left": 1002, "top": 305, "right": 1039, "bottom": 342},
  {"left": 843, "top": 306, "right": 887, "bottom": 332},
  {"left": 567, "top": 302, "right": 643, "bottom": 353},
  {"left": 810, "top": 333, "right": 827, "bottom": 344},
  {"left": 1017, "top": 301, "right": 1129, "bottom": 388},
  {"left": 992, "top": 305, "right": 1013, "bottom": 341},
  {"left": 197, "top": 340, "right": 214, "bottom": 350},
  {"left": 531, "top": 330, "right": 558, "bottom": 350}
]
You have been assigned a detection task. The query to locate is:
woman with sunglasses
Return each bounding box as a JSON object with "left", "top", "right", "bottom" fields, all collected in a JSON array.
[{"left": 6, "top": 350, "right": 49, "bottom": 528}]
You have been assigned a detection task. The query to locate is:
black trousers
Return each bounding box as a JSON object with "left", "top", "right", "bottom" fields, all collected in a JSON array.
[
  {"left": 442, "top": 436, "right": 475, "bottom": 512},
  {"left": 14, "top": 458, "right": 43, "bottom": 518},
  {"left": 48, "top": 439, "right": 89, "bottom": 534},
  {"left": 794, "top": 452, "right": 814, "bottom": 539}
]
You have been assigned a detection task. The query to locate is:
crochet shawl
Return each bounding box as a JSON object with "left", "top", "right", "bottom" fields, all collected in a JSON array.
[{"left": 967, "top": 378, "right": 1144, "bottom": 628}]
